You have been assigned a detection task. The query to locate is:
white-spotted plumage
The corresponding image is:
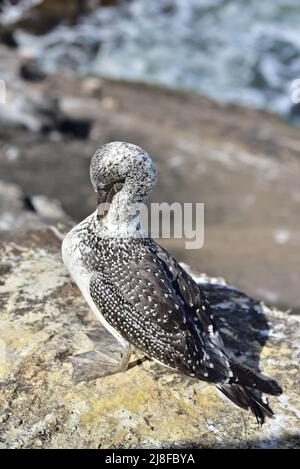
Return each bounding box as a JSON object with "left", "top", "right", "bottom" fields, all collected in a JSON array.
[{"left": 62, "top": 141, "right": 282, "bottom": 424}]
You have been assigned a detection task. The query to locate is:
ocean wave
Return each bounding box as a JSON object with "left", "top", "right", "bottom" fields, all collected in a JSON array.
[{"left": 7, "top": 0, "right": 300, "bottom": 120}]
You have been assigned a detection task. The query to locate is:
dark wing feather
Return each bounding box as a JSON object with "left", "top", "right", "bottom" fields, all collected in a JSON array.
[
  {"left": 90, "top": 237, "right": 231, "bottom": 383},
  {"left": 154, "top": 243, "right": 223, "bottom": 340},
  {"left": 90, "top": 271, "right": 188, "bottom": 367}
]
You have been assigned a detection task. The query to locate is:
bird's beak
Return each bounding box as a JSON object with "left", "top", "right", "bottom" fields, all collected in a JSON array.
[
  {"left": 96, "top": 183, "right": 116, "bottom": 219},
  {"left": 96, "top": 181, "right": 125, "bottom": 219},
  {"left": 97, "top": 187, "right": 110, "bottom": 220},
  {"left": 97, "top": 188, "right": 110, "bottom": 205}
]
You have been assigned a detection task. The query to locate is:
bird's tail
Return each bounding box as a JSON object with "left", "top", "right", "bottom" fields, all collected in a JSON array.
[
  {"left": 216, "top": 383, "right": 275, "bottom": 425},
  {"left": 216, "top": 359, "right": 282, "bottom": 425}
]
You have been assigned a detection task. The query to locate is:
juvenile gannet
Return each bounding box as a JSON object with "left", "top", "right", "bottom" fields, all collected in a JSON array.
[{"left": 62, "top": 141, "right": 281, "bottom": 424}]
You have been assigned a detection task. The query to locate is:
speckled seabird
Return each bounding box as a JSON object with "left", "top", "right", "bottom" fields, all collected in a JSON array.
[{"left": 62, "top": 141, "right": 281, "bottom": 424}]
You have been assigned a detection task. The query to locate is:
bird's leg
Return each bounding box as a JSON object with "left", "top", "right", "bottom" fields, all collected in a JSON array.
[{"left": 70, "top": 344, "right": 134, "bottom": 383}]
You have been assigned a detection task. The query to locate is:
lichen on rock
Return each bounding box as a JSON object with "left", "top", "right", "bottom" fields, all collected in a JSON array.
[{"left": 0, "top": 228, "right": 299, "bottom": 449}]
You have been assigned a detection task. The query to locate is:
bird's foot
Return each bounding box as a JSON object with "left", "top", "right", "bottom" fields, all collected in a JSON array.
[{"left": 70, "top": 345, "right": 133, "bottom": 383}]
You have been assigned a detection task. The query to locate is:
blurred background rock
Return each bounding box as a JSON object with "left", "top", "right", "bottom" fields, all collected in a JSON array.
[{"left": 0, "top": 0, "right": 300, "bottom": 313}]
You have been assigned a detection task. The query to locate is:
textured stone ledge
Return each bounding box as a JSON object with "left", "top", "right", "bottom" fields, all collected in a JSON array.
[{"left": 0, "top": 228, "right": 299, "bottom": 448}]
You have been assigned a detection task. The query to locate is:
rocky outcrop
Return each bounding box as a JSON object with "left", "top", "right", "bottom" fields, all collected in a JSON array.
[
  {"left": 0, "top": 1, "right": 120, "bottom": 35},
  {"left": 0, "top": 179, "right": 72, "bottom": 233},
  {"left": 0, "top": 45, "right": 94, "bottom": 135},
  {"left": 0, "top": 228, "right": 299, "bottom": 449}
]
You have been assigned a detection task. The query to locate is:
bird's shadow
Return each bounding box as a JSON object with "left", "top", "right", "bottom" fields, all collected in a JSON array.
[{"left": 200, "top": 282, "right": 270, "bottom": 372}]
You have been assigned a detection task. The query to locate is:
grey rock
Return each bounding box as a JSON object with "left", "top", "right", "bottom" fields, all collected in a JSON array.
[
  {"left": 0, "top": 228, "right": 299, "bottom": 448},
  {"left": 0, "top": 179, "right": 71, "bottom": 233}
]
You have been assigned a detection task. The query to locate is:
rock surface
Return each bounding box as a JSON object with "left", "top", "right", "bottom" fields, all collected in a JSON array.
[
  {"left": 0, "top": 0, "right": 120, "bottom": 35},
  {"left": 0, "top": 228, "right": 299, "bottom": 449},
  {"left": 0, "top": 179, "right": 72, "bottom": 233}
]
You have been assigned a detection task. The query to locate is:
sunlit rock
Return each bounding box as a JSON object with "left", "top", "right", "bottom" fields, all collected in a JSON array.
[{"left": 0, "top": 228, "right": 299, "bottom": 448}]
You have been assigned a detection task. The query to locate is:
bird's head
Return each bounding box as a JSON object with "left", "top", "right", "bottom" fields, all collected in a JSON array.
[{"left": 90, "top": 141, "right": 157, "bottom": 219}]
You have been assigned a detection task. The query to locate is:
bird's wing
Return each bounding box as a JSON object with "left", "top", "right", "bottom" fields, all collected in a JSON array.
[
  {"left": 153, "top": 241, "right": 223, "bottom": 341},
  {"left": 90, "top": 238, "right": 231, "bottom": 383}
]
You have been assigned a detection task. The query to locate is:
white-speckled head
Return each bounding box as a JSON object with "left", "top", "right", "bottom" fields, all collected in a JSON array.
[
  {"left": 90, "top": 142, "right": 157, "bottom": 234},
  {"left": 90, "top": 141, "right": 157, "bottom": 204}
]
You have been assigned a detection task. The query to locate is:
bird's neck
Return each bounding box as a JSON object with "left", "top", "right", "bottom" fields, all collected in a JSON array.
[{"left": 95, "top": 191, "right": 144, "bottom": 239}]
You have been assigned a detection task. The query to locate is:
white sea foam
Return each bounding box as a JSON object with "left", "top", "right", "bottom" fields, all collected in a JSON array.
[{"left": 10, "top": 0, "right": 300, "bottom": 120}]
